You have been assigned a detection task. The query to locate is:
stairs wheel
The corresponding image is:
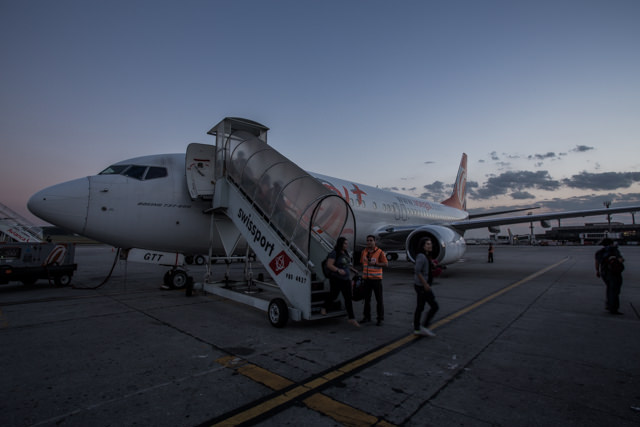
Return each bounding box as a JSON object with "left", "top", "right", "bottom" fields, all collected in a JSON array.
[{"left": 268, "top": 298, "right": 289, "bottom": 328}]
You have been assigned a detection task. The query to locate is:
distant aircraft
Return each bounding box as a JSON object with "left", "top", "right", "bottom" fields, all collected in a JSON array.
[{"left": 27, "top": 117, "right": 640, "bottom": 288}]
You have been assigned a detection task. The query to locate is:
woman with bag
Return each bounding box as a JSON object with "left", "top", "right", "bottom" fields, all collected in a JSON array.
[{"left": 321, "top": 237, "right": 360, "bottom": 327}]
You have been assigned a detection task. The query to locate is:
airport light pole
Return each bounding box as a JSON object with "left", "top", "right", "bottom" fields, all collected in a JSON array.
[
  {"left": 528, "top": 212, "right": 534, "bottom": 245},
  {"left": 603, "top": 201, "right": 611, "bottom": 232}
]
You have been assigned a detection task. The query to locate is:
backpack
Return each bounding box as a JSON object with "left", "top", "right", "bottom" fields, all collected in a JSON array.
[
  {"left": 606, "top": 255, "right": 625, "bottom": 274},
  {"left": 599, "top": 246, "right": 624, "bottom": 274}
]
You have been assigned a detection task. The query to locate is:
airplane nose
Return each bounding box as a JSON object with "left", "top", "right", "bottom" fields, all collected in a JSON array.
[{"left": 27, "top": 177, "right": 90, "bottom": 233}]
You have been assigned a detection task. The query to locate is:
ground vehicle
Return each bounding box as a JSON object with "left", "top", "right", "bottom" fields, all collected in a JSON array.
[{"left": 0, "top": 243, "right": 77, "bottom": 286}]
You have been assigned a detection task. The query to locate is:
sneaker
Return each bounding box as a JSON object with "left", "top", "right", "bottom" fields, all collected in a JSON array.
[
  {"left": 359, "top": 317, "right": 371, "bottom": 324},
  {"left": 348, "top": 319, "right": 361, "bottom": 327},
  {"left": 420, "top": 326, "right": 436, "bottom": 337},
  {"left": 413, "top": 329, "right": 422, "bottom": 335}
]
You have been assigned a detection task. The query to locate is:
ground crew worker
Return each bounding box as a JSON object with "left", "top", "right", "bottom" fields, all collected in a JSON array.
[
  {"left": 595, "top": 238, "right": 625, "bottom": 314},
  {"left": 360, "top": 235, "right": 388, "bottom": 326}
]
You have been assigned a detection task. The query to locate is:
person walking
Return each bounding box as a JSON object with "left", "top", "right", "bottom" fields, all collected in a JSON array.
[
  {"left": 595, "top": 238, "right": 625, "bottom": 315},
  {"left": 360, "top": 235, "right": 388, "bottom": 326},
  {"left": 413, "top": 237, "right": 439, "bottom": 336},
  {"left": 322, "top": 237, "right": 360, "bottom": 327},
  {"left": 488, "top": 243, "right": 494, "bottom": 263}
]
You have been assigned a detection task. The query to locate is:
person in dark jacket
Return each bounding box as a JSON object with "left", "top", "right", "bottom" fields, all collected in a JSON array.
[
  {"left": 322, "top": 237, "right": 360, "bottom": 327},
  {"left": 595, "top": 238, "right": 625, "bottom": 315},
  {"left": 413, "top": 237, "right": 439, "bottom": 336}
]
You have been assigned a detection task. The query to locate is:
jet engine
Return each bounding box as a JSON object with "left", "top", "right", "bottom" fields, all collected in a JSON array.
[{"left": 405, "top": 225, "right": 466, "bottom": 265}]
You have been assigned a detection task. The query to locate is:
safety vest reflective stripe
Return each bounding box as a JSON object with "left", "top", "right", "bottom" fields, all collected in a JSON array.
[
  {"left": 362, "top": 248, "right": 385, "bottom": 279},
  {"left": 364, "top": 267, "right": 383, "bottom": 279}
]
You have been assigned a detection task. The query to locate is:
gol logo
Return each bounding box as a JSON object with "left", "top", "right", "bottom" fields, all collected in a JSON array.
[{"left": 269, "top": 251, "right": 292, "bottom": 276}]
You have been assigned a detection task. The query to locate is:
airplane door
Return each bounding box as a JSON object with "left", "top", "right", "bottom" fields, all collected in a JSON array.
[
  {"left": 393, "top": 202, "right": 408, "bottom": 221},
  {"left": 400, "top": 203, "right": 408, "bottom": 221},
  {"left": 186, "top": 143, "right": 216, "bottom": 200}
]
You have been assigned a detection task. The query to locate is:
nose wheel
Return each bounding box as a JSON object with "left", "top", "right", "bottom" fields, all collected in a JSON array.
[{"left": 164, "top": 269, "right": 190, "bottom": 289}]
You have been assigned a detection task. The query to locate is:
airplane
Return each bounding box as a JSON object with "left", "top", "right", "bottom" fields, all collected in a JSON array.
[{"left": 27, "top": 117, "right": 640, "bottom": 290}]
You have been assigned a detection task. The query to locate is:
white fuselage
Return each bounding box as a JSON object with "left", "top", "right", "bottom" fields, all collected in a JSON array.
[{"left": 27, "top": 153, "right": 467, "bottom": 257}]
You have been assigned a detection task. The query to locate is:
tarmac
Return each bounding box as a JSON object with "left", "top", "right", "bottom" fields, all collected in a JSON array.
[{"left": 0, "top": 244, "right": 639, "bottom": 426}]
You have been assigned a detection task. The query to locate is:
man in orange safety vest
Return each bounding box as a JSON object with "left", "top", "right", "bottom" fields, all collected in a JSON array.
[{"left": 360, "top": 235, "right": 388, "bottom": 326}]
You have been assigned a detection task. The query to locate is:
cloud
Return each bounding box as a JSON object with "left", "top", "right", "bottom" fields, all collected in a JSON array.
[
  {"left": 413, "top": 168, "right": 640, "bottom": 204},
  {"left": 563, "top": 171, "right": 640, "bottom": 190},
  {"left": 466, "top": 180, "right": 479, "bottom": 190},
  {"left": 538, "top": 192, "right": 640, "bottom": 211},
  {"left": 466, "top": 193, "right": 640, "bottom": 233},
  {"left": 571, "top": 145, "right": 594, "bottom": 153},
  {"left": 511, "top": 191, "right": 536, "bottom": 199},
  {"left": 471, "top": 170, "right": 561, "bottom": 199},
  {"left": 420, "top": 180, "right": 450, "bottom": 199},
  {"left": 482, "top": 146, "right": 594, "bottom": 170},
  {"left": 423, "top": 180, "right": 446, "bottom": 192},
  {"left": 527, "top": 152, "right": 556, "bottom": 161}
]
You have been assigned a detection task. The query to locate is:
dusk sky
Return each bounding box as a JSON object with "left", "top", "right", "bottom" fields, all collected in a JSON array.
[{"left": 2, "top": 0, "right": 639, "bottom": 236}]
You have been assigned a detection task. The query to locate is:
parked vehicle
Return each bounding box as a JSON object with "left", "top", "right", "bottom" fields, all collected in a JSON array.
[{"left": 0, "top": 243, "right": 77, "bottom": 286}]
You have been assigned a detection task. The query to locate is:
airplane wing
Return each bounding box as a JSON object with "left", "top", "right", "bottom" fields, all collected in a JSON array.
[
  {"left": 451, "top": 205, "right": 640, "bottom": 232},
  {"left": 373, "top": 204, "right": 640, "bottom": 250},
  {"left": 467, "top": 206, "right": 539, "bottom": 219}
]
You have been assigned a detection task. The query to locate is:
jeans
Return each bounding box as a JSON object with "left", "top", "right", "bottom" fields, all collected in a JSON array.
[{"left": 413, "top": 285, "right": 439, "bottom": 330}]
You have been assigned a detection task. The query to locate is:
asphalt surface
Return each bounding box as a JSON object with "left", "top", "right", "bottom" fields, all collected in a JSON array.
[{"left": 1, "top": 244, "right": 639, "bottom": 426}]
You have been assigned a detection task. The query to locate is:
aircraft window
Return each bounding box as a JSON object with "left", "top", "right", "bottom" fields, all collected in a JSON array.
[
  {"left": 99, "top": 165, "right": 129, "bottom": 175},
  {"left": 144, "top": 167, "right": 168, "bottom": 180},
  {"left": 122, "top": 165, "right": 148, "bottom": 180}
]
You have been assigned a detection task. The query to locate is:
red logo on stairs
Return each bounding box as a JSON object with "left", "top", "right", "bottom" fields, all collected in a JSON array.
[{"left": 269, "top": 251, "right": 292, "bottom": 276}]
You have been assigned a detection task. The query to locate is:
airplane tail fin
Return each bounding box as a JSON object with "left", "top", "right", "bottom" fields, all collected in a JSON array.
[{"left": 441, "top": 153, "right": 467, "bottom": 211}]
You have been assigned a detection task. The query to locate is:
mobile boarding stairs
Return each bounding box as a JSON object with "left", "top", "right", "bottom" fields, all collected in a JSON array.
[
  {"left": 186, "top": 117, "right": 355, "bottom": 327},
  {"left": 0, "top": 202, "right": 43, "bottom": 243}
]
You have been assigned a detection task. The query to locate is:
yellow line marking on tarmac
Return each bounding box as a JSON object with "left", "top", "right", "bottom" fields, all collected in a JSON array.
[
  {"left": 303, "top": 393, "right": 385, "bottom": 426},
  {"left": 212, "top": 257, "right": 569, "bottom": 426},
  {"left": 430, "top": 257, "right": 570, "bottom": 330},
  {"left": 213, "top": 356, "right": 392, "bottom": 426}
]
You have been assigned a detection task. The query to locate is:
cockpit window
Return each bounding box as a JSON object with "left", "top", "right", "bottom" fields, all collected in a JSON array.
[
  {"left": 144, "top": 166, "right": 168, "bottom": 180},
  {"left": 98, "top": 164, "right": 168, "bottom": 181},
  {"left": 122, "top": 165, "right": 147, "bottom": 180},
  {"left": 99, "top": 165, "right": 129, "bottom": 175}
]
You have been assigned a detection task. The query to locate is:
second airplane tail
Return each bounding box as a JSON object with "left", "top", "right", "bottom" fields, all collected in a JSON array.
[{"left": 441, "top": 153, "right": 467, "bottom": 211}]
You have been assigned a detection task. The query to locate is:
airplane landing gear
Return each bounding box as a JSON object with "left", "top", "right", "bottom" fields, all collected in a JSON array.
[{"left": 164, "top": 268, "right": 190, "bottom": 289}]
